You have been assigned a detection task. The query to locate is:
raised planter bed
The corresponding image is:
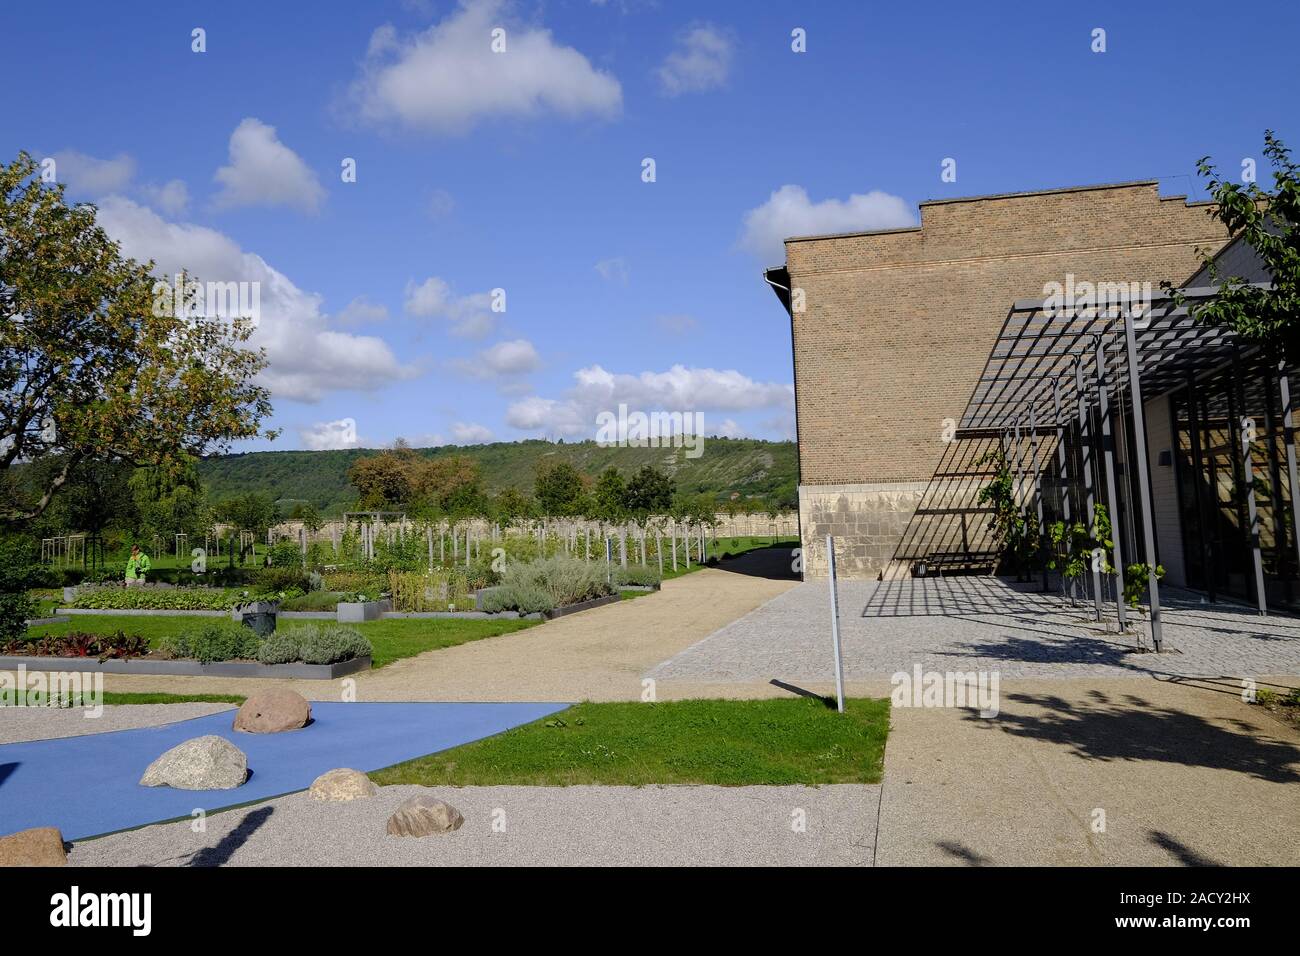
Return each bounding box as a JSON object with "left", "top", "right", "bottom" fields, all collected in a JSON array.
[
  {"left": 540, "top": 592, "right": 621, "bottom": 620},
  {"left": 381, "top": 609, "right": 533, "bottom": 620},
  {"left": 57, "top": 607, "right": 229, "bottom": 617},
  {"left": 337, "top": 598, "right": 392, "bottom": 623},
  {"left": 0, "top": 653, "right": 371, "bottom": 680},
  {"left": 24, "top": 615, "right": 71, "bottom": 627}
]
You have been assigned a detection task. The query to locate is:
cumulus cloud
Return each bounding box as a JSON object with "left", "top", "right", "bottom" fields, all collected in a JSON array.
[
  {"left": 213, "top": 118, "right": 326, "bottom": 214},
  {"left": 49, "top": 150, "right": 136, "bottom": 195},
  {"left": 336, "top": 296, "right": 389, "bottom": 325},
  {"left": 140, "top": 179, "right": 190, "bottom": 216},
  {"left": 656, "top": 23, "right": 733, "bottom": 96},
  {"left": 404, "top": 276, "right": 498, "bottom": 338},
  {"left": 451, "top": 422, "right": 494, "bottom": 444},
  {"left": 300, "top": 419, "right": 360, "bottom": 450},
  {"left": 506, "top": 364, "right": 793, "bottom": 439},
  {"left": 594, "top": 257, "right": 629, "bottom": 284},
  {"left": 711, "top": 418, "right": 746, "bottom": 438},
  {"left": 94, "top": 196, "right": 416, "bottom": 403},
  {"left": 344, "top": 0, "right": 622, "bottom": 135},
  {"left": 738, "top": 184, "right": 916, "bottom": 263}
]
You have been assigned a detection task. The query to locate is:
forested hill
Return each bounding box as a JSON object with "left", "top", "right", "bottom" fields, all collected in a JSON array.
[{"left": 196, "top": 438, "right": 798, "bottom": 515}]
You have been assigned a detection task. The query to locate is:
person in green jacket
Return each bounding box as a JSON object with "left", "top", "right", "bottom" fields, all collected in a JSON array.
[{"left": 125, "top": 545, "right": 151, "bottom": 587}]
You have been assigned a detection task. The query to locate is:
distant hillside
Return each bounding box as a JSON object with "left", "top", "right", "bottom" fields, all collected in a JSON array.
[{"left": 196, "top": 438, "right": 798, "bottom": 515}]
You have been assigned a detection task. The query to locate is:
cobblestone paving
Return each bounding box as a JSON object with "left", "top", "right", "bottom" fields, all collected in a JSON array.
[{"left": 648, "top": 576, "right": 1300, "bottom": 682}]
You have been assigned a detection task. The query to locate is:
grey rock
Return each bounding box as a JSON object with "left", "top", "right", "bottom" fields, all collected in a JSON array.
[
  {"left": 309, "top": 768, "right": 378, "bottom": 802},
  {"left": 385, "top": 792, "right": 464, "bottom": 836},
  {"left": 140, "top": 735, "right": 248, "bottom": 790}
]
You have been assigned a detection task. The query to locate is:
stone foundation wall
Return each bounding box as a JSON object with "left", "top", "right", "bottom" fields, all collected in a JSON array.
[{"left": 799, "top": 482, "right": 929, "bottom": 579}]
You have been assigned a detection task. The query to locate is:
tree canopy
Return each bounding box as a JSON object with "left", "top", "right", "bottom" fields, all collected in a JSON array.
[{"left": 1, "top": 151, "right": 274, "bottom": 526}]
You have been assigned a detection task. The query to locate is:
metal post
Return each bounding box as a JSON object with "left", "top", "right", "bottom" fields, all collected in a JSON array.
[
  {"left": 826, "top": 534, "right": 846, "bottom": 714},
  {"left": 1076, "top": 358, "right": 1104, "bottom": 621},
  {"left": 1095, "top": 336, "right": 1127, "bottom": 632},
  {"left": 1014, "top": 415, "right": 1025, "bottom": 516},
  {"left": 1054, "top": 378, "right": 1075, "bottom": 601},
  {"left": 1232, "top": 354, "right": 1268, "bottom": 614},
  {"left": 1122, "top": 312, "right": 1164, "bottom": 651},
  {"left": 1279, "top": 363, "right": 1300, "bottom": 583},
  {"left": 1030, "top": 404, "right": 1048, "bottom": 591},
  {"left": 605, "top": 536, "right": 612, "bottom": 585}
]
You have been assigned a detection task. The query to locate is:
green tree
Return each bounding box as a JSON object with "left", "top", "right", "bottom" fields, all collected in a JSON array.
[
  {"left": 534, "top": 459, "right": 587, "bottom": 516},
  {"left": 1, "top": 151, "right": 274, "bottom": 526},
  {"left": 215, "top": 491, "right": 278, "bottom": 539},
  {"left": 590, "top": 467, "right": 628, "bottom": 523},
  {"left": 624, "top": 465, "right": 675, "bottom": 516},
  {"left": 493, "top": 486, "right": 533, "bottom": 525},
  {"left": 1169, "top": 131, "right": 1300, "bottom": 362}
]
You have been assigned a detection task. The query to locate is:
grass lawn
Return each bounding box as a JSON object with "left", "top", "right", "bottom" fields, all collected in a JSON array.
[
  {"left": 371, "top": 697, "right": 891, "bottom": 787},
  {"left": 658, "top": 537, "right": 798, "bottom": 581},
  {"left": 19, "top": 614, "right": 539, "bottom": 669}
]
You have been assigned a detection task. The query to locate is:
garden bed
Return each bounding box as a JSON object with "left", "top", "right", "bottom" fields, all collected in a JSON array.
[{"left": 0, "top": 653, "right": 370, "bottom": 680}]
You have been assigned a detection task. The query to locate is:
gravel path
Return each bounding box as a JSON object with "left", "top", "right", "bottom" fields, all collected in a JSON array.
[
  {"left": 0, "top": 703, "right": 235, "bottom": 745},
  {"left": 96, "top": 566, "right": 798, "bottom": 702},
  {"left": 650, "top": 577, "right": 1300, "bottom": 682},
  {"left": 69, "top": 783, "right": 878, "bottom": 867}
]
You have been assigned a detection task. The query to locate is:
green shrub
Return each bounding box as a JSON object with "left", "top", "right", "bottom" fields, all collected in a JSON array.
[
  {"left": 267, "top": 541, "right": 304, "bottom": 568},
  {"left": 158, "top": 620, "right": 261, "bottom": 663},
  {"left": 479, "top": 583, "right": 555, "bottom": 614},
  {"left": 71, "top": 586, "right": 239, "bottom": 611},
  {"left": 279, "top": 590, "right": 347, "bottom": 612},
  {"left": 255, "top": 566, "right": 310, "bottom": 594},
  {"left": 256, "top": 632, "right": 302, "bottom": 665},
  {"left": 289, "top": 624, "right": 372, "bottom": 664},
  {"left": 0, "top": 537, "right": 41, "bottom": 641},
  {"left": 612, "top": 564, "right": 662, "bottom": 587}
]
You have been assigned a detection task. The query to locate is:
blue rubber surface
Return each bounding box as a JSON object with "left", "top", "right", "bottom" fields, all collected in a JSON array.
[{"left": 0, "top": 701, "right": 569, "bottom": 840}]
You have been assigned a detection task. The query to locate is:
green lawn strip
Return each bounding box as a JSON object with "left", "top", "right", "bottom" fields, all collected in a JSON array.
[
  {"left": 2, "top": 691, "right": 246, "bottom": 708},
  {"left": 657, "top": 537, "right": 799, "bottom": 581},
  {"left": 370, "top": 697, "right": 891, "bottom": 787},
  {"left": 19, "top": 614, "right": 540, "bottom": 670}
]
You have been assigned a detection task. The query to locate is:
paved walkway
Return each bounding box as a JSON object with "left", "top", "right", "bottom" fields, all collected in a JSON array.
[{"left": 649, "top": 577, "right": 1300, "bottom": 683}]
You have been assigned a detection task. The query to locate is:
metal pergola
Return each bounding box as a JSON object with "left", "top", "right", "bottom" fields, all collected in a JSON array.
[{"left": 957, "top": 283, "right": 1297, "bottom": 651}]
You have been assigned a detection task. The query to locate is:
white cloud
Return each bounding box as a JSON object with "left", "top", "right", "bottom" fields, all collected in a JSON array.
[
  {"left": 49, "top": 150, "right": 135, "bottom": 195},
  {"left": 594, "top": 256, "right": 629, "bottom": 284},
  {"left": 300, "top": 419, "right": 361, "bottom": 450},
  {"left": 451, "top": 422, "right": 494, "bottom": 444},
  {"left": 506, "top": 364, "right": 793, "bottom": 438},
  {"left": 404, "top": 276, "right": 497, "bottom": 338},
  {"left": 656, "top": 24, "right": 733, "bottom": 96},
  {"left": 345, "top": 0, "right": 622, "bottom": 135},
  {"left": 739, "top": 184, "right": 916, "bottom": 262},
  {"left": 94, "top": 196, "right": 417, "bottom": 403},
  {"left": 213, "top": 118, "right": 325, "bottom": 214},
  {"left": 482, "top": 338, "right": 541, "bottom": 374},
  {"left": 140, "top": 179, "right": 190, "bottom": 216},
  {"left": 336, "top": 296, "right": 389, "bottom": 325},
  {"left": 711, "top": 418, "right": 746, "bottom": 438}
]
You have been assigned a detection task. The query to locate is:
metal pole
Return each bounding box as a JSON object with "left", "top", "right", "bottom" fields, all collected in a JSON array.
[
  {"left": 1232, "top": 353, "right": 1268, "bottom": 615},
  {"left": 1030, "top": 404, "right": 1048, "bottom": 591},
  {"left": 1076, "top": 358, "right": 1104, "bottom": 621},
  {"left": 1054, "top": 378, "right": 1075, "bottom": 601},
  {"left": 1096, "top": 336, "right": 1127, "bottom": 632},
  {"left": 826, "top": 534, "right": 846, "bottom": 714},
  {"left": 1122, "top": 312, "right": 1164, "bottom": 651},
  {"left": 1279, "top": 363, "right": 1300, "bottom": 583}
]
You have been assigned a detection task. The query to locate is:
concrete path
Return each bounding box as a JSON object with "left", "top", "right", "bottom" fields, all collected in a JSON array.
[
  {"left": 877, "top": 677, "right": 1300, "bottom": 865},
  {"left": 95, "top": 561, "right": 799, "bottom": 702}
]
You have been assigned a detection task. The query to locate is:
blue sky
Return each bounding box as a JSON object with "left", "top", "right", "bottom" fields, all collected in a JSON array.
[{"left": 6, "top": 0, "right": 1298, "bottom": 451}]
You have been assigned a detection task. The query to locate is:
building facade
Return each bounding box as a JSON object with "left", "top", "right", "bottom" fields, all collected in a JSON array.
[{"left": 767, "top": 181, "right": 1231, "bottom": 579}]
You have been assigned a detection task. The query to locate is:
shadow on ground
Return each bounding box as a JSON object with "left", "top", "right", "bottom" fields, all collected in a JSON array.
[
  {"left": 712, "top": 546, "right": 799, "bottom": 581},
  {"left": 968, "top": 689, "right": 1300, "bottom": 784}
]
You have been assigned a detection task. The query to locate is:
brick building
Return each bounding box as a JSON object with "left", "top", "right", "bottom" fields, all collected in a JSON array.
[{"left": 765, "top": 181, "right": 1231, "bottom": 580}]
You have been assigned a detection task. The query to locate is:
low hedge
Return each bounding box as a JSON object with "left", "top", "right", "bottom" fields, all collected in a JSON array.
[
  {"left": 257, "top": 625, "right": 372, "bottom": 665},
  {"left": 479, "top": 555, "right": 613, "bottom": 614},
  {"left": 158, "top": 620, "right": 261, "bottom": 663},
  {"left": 71, "top": 586, "right": 243, "bottom": 611}
]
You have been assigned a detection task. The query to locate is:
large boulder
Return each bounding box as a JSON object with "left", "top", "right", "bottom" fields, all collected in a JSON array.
[
  {"left": 309, "top": 768, "right": 378, "bottom": 802},
  {"left": 140, "top": 735, "right": 248, "bottom": 790},
  {"left": 233, "top": 688, "right": 311, "bottom": 734},
  {"left": 0, "top": 827, "right": 67, "bottom": 867},
  {"left": 385, "top": 793, "right": 464, "bottom": 837}
]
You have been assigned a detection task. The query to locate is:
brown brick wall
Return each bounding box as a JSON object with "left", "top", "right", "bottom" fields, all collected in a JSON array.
[{"left": 785, "top": 182, "right": 1228, "bottom": 577}]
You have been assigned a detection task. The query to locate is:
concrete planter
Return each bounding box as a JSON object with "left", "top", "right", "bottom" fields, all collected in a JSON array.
[
  {"left": 0, "top": 654, "right": 371, "bottom": 680},
  {"left": 540, "top": 592, "right": 621, "bottom": 621},
  {"left": 337, "top": 598, "right": 391, "bottom": 623}
]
